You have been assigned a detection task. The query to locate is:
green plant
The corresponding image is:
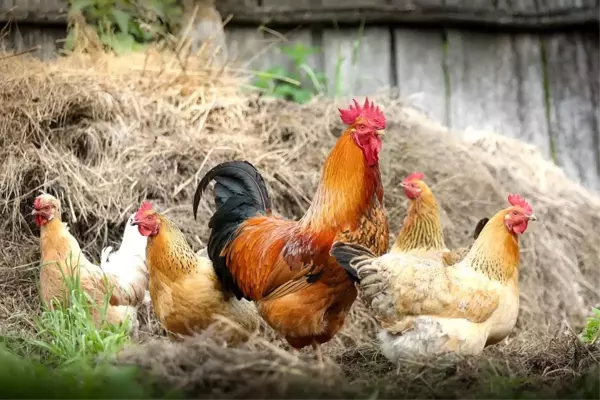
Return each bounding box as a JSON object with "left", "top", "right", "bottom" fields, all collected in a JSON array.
[
  {"left": 0, "top": 256, "right": 180, "bottom": 399},
  {"left": 0, "top": 345, "right": 179, "bottom": 399},
  {"left": 579, "top": 307, "right": 600, "bottom": 345},
  {"left": 252, "top": 43, "right": 327, "bottom": 104},
  {"left": 26, "top": 256, "right": 132, "bottom": 366},
  {"left": 64, "top": 0, "right": 181, "bottom": 54},
  {"left": 330, "top": 20, "right": 365, "bottom": 98}
]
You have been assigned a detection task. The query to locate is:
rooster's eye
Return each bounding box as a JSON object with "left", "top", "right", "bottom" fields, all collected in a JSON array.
[
  {"left": 146, "top": 215, "right": 152, "bottom": 220},
  {"left": 357, "top": 124, "right": 366, "bottom": 130},
  {"left": 512, "top": 211, "right": 518, "bottom": 216}
]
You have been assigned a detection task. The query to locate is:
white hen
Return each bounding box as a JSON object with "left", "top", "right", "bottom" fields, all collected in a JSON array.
[{"left": 101, "top": 212, "right": 150, "bottom": 330}]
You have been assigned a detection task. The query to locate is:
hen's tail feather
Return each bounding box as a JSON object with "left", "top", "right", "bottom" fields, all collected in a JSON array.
[
  {"left": 193, "top": 160, "right": 271, "bottom": 300},
  {"left": 330, "top": 241, "right": 377, "bottom": 282},
  {"left": 100, "top": 246, "right": 114, "bottom": 266},
  {"left": 473, "top": 217, "right": 489, "bottom": 240}
]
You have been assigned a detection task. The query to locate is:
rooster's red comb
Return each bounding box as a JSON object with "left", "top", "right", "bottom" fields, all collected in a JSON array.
[
  {"left": 403, "top": 172, "right": 425, "bottom": 183},
  {"left": 135, "top": 201, "right": 153, "bottom": 218},
  {"left": 338, "top": 97, "right": 386, "bottom": 129},
  {"left": 507, "top": 194, "right": 532, "bottom": 215}
]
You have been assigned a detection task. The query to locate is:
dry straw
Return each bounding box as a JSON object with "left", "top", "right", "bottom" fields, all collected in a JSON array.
[{"left": 0, "top": 24, "right": 598, "bottom": 397}]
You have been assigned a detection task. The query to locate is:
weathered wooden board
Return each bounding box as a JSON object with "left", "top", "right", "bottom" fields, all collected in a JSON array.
[
  {"left": 262, "top": 0, "right": 388, "bottom": 6},
  {"left": 445, "top": 31, "right": 521, "bottom": 138},
  {"left": 322, "top": 27, "right": 392, "bottom": 97},
  {"left": 511, "top": 34, "right": 551, "bottom": 158},
  {"left": 444, "top": 30, "right": 552, "bottom": 161},
  {"left": 387, "top": 0, "right": 444, "bottom": 6},
  {"left": 583, "top": 32, "right": 600, "bottom": 165},
  {"left": 218, "top": 0, "right": 599, "bottom": 29},
  {"left": 393, "top": 28, "right": 447, "bottom": 125},
  {"left": 544, "top": 31, "right": 600, "bottom": 191},
  {"left": 1, "top": 24, "right": 65, "bottom": 59},
  {"left": 224, "top": 27, "right": 270, "bottom": 70},
  {"left": 261, "top": 29, "right": 317, "bottom": 73},
  {"left": 1, "top": 0, "right": 67, "bottom": 23},
  {"left": 260, "top": 28, "right": 321, "bottom": 90},
  {"left": 0, "top": 0, "right": 13, "bottom": 14},
  {"left": 1, "top": 0, "right": 598, "bottom": 30}
]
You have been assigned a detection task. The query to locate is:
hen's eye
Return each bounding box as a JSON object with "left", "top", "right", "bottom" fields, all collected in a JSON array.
[
  {"left": 146, "top": 215, "right": 152, "bottom": 220},
  {"left": 512, "top": 211, "right": 518, "bottom": 216}
]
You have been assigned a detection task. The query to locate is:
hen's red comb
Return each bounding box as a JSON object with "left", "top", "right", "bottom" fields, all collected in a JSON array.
[
  {"left": 403, "top": 172, "right": 424, "bottom": 183},
  {"left": 33, "top": 197, "right": 41, "bottom": 209},
  {"left": 135, "top": 201, "right": 153, "bottom": 218},
  {"left": 338, "top": 97, "right": 386, "bottom": 129},
  {"left": 507, "top": 194, "right": 532, "bottom": 215}
]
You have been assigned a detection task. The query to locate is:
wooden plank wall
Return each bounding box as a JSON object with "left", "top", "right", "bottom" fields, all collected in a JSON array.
[
  {"left": 225, "top": 26, "right": 600, "bottom": 192},
  {"left": 0, "top": 20, "right": 598, "bottom": 192}
]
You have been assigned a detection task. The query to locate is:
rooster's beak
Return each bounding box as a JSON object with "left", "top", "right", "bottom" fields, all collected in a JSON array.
[
  {"left": 375, "top": 129, "right": 385, "bottom": 136},
  {"left": 31, "top": 209, "right": 39, "bottom": 216},
  {"left": 130, "top": 219, "right": 140, "bottom": 226},
  {"left": 399, "top": 182, "right": 405, "bottom": 188},
  {"left": 528, "top": 214, "right": 538, "bottom": 222}
]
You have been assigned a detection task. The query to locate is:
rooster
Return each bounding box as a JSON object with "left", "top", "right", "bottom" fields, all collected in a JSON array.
[
  {"left": 32, "top": 194, "right": 146, "bottom": 329},
  {"left": 330, "top": 194, "right": 536, "bottom": 361},
  {"left": 131, "top": 202, "right": 260, "bottom": 343},
  {"left": 392, "top": 172, "right": 488, "bottom": 265},
  {"left": 193, "top": 98, "right": 389, "bottom": 360},
  {"left": 100, "top": 212, "right": 150, "bottom": 324}
]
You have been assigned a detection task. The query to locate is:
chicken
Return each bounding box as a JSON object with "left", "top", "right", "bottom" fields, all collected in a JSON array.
[
  {"left": 131, "top": 202, "right": 259, "bottom": 343},
  {"left": 32, "top": 194, "right": 146, "bottom": 329},
  {"left": 330, "top": 194, "right": 537, "bottom": 361},
  {"left": 441, "top": 218, "right": 489, "bottom": 266},
  {"left": 100, "top": 212, "right": 151, "bottom": 323},
  {"left": 193, "top": 98, "right": 389, "bottom": 359},
  {"left": 391, "top": 171, "right": 488, "bottom": 265}
]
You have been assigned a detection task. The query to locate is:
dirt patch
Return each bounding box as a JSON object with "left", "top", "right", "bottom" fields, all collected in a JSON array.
[{"left": 117, "top": 328, "right": 599, "bottom": 399}]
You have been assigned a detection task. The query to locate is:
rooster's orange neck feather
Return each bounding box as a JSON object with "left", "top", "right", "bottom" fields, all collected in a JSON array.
[
  {"left": 300, "top": 132, "right": 382, "bottom": 235},
  {"left": 462, "top": 207, "right": 520, "bottom": 283},
  {"left": 393, "top": 189, "right": 444, "bottom": 252}
]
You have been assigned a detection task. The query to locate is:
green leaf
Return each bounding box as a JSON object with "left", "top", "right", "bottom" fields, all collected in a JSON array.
[
  {"left": 272, "top": 84, "right": 297, "bottom": 100},
  {"left": 281, "top": 43, "right": 319, "bottom": 66},
  {"left": 111, "top": 8, "right": 131, "bottom": 34},
  {"left": 69, "top": 0, "right": 95, "bottom": 14},
  {"left": 292, "top": 89, "right": 313, "bottom": 104}
]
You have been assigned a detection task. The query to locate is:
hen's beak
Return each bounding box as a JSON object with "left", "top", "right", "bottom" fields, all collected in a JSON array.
[
  {"left": 528, "top": 214, "right": 538, "bottom": 222},
  {"left": 31, "top": 208, "right": 39, "bottom": 216},
  {"left": 130, "top": 219, "right": 140, "bottom": 226},
  {"left": 399, "top": 182, "right": 405, "bottom": 188},
  {"left": 375, "top": 129, "right": 385, "bottom": 136}
]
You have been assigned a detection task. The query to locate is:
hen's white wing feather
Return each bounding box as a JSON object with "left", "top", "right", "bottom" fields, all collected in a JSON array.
[{"left": 100, "top": 212, "right": 148, "bottom": 289}]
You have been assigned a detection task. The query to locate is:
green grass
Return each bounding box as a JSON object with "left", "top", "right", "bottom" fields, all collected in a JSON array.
[
  {"left": 0, "top": 256, "right": 180, "bottom": 399},
  {"left": 3, "top": 257, "right": 133, "bottom": 365},
  {"left": 579, "top": 307, "right": 600, "bottom": 345},
  {"left": 0, "top": 346, "right": 176, "bottom": 399}
]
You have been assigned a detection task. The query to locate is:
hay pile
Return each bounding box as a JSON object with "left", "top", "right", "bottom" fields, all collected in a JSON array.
[{"left": 0, "top": 48, "right": 599, "bottom": 398}]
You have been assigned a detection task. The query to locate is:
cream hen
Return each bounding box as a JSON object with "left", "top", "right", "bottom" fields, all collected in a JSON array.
[
  {"left": 33, "top": 194, "right": 146, "bottom": 330},
  {"left": 331, "top": 194, "right": 537, "bottom": 361}
]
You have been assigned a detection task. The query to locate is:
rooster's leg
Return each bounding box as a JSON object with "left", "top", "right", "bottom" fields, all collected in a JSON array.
[{"left": 311, "top": 342, "right": 324, "bottom": 367}]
